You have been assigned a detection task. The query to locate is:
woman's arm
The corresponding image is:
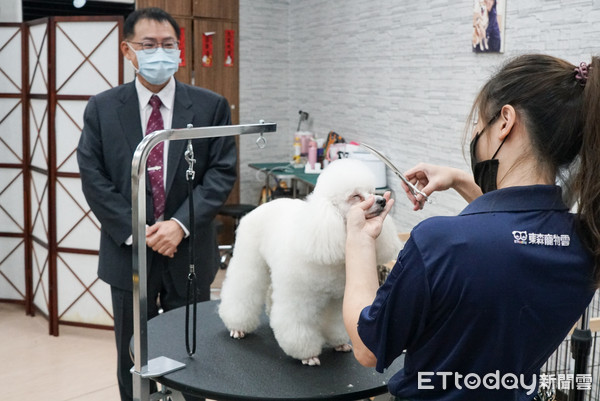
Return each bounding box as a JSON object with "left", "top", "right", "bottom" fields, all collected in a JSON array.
[{"left": 343, "top": 193, "right": 394, "bottom": 367}]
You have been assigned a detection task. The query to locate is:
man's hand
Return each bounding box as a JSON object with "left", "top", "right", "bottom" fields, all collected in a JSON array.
[{"left": 146, "top": 220, "right": 185, "bottom": 258}]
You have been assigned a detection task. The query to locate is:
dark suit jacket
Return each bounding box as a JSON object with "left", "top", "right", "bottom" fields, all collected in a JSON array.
[{"left": 77, "top": 80, "right": 237, "bottom": 296}]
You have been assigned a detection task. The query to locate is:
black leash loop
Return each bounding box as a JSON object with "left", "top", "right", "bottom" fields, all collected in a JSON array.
[{"left": 184, "top": 139, "right": 197, "bottom": 356}]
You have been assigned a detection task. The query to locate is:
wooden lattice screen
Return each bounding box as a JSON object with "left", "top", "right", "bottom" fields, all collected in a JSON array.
[{"left": 0, "top": 16, "right": 122, "bottom": 335}]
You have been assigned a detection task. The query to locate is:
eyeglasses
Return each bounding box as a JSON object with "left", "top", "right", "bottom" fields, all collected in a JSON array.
[{"left": 127, "top": 40, "right": 179, "bottom": 54}]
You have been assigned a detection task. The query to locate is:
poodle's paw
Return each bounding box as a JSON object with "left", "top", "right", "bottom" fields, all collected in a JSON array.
[
  {"left": 334, "top": 343, "right": 352, "bottom": 352},
  {"left": 301, "top": 356, "right": 321, "bottom": 366},
  {"left": 230, "top": 330, "right": 246, "bottom": 339}
]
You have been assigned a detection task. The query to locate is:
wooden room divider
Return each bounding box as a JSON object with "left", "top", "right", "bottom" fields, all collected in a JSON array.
[
  {"left": 0, "top": 22, "right": 30, "bottom": 315},
  {"left": 0, "top": 16, "right": 122, "bottom": 336}
]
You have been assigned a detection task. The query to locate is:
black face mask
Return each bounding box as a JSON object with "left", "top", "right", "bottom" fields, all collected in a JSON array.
[{"left": 470, "top": 127, "right": 507, "bottom": 194}]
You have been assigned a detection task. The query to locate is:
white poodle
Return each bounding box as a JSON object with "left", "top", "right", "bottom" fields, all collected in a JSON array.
[{"left": 218, "top": 158, "right": 401, "bottom": 366}]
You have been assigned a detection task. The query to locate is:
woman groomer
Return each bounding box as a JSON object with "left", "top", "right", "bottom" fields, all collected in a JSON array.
[{"left": 344, "top": 54, "right": 600, "bottom": 401}]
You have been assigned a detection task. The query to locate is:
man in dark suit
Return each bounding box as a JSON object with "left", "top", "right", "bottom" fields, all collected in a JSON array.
[{"left": 77, "top": 8, "right": 236, "bottom": 401}]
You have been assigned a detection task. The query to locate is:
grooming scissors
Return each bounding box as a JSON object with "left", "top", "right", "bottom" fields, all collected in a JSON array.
[{"left": 360, "top": 143, "right": 431, "bottom": 203}]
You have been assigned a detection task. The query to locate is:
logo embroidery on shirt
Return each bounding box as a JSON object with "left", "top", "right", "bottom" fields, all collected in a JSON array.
[{"left": 512, "top": 231, "right": 570, "bottom": 247}]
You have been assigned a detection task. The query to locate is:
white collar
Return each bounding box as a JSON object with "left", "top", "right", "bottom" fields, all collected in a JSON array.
[{"left": 135, "top": 76, "right": 176, "bottom": 110}]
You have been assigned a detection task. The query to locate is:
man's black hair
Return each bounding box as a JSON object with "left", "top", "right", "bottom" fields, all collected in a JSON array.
[{"left": 123, "top": 8, "right": 180, "bottom": 40}]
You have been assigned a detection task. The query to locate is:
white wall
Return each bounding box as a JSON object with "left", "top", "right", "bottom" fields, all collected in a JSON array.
[
  {"left": 239, "top": 0, "right": 600, "bottom": 232},
  {"left": 238, "top": 0, "right": 292, "bottom": 205},
  {"left": 0, "top": 0, "right": 22, "bottom": 22}
]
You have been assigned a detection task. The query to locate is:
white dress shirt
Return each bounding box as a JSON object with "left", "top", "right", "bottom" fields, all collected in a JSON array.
[
  {"left": 135, "top": 76, "right": 175, "bottom": 187},
  {"left": 125, "top": 77, "right": 189, "bottom": 245}
]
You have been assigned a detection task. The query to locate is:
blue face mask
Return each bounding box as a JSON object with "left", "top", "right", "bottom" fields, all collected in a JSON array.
[{"left": 130, "top": 46, "right": 180, "bottom": 85}]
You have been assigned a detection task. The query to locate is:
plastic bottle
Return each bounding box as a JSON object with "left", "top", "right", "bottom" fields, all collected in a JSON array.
[
  {"left": 308, "top": 140, "right": 317, "bottom": 169},
  {"left": 293, "top": 136, "right": 301, "bottom": 163}
]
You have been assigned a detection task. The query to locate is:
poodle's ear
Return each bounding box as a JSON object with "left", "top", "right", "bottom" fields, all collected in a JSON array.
[{"left": 298, "top": 197, "right": 347, "bottom": 265}]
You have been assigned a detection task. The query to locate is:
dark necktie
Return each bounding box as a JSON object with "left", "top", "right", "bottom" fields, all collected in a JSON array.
[{"left": 146, "top": 95, "right": 166, "bottom": 220}]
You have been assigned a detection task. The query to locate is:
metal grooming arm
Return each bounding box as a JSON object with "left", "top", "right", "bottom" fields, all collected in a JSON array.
[{"left": 131, "top": 122, "right": 277, "bottom": 401}]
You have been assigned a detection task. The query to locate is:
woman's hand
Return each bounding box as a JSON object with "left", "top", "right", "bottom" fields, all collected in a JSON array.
[
  {"left": 346, "top": 192, "right": 394, "bottom": 241},
  {"left": 402, "top": 163, "right": 482, "bottom": 210}
]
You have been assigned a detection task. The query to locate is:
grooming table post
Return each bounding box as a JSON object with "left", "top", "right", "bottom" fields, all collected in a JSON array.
[
  {"left": 570, "top": 307, "right": 592, "bottom": 401},
  {"left": 131, "top": 122, "right": 277, "bottom": 401}
]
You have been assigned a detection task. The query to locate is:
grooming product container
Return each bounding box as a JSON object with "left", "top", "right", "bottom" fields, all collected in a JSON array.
[{"left": 349, "top": 151, "right": 387, "bottom": 188}]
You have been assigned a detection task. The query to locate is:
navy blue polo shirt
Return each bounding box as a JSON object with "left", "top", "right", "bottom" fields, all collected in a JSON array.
[{"left": 358, "top": 185, "right": 595, "bottom": 401}]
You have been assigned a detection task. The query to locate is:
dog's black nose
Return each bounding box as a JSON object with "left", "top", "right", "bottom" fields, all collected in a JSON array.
[{"left": 377, "top": 198, "right": 386, "bottom": 208}]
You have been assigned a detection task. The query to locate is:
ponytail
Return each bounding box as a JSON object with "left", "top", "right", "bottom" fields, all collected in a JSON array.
[
  {"left": 471, "top": 54, "right": 600, "bottom": 286},
  {"left": 574, "top": 56, "right": 600, "bottom": 284}
]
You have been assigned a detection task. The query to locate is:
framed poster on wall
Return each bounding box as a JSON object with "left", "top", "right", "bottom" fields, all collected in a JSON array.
[{"left": 472, "top": 0, "right": 506, "bottom": 53}]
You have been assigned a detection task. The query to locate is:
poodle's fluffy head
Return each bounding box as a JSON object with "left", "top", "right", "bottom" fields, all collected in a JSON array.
[
  {"left": 300, "top": 158, "right": 394, "bottom": 266},
  {"left": 311, "top": 158, "right": 385, "bottom": 219}
]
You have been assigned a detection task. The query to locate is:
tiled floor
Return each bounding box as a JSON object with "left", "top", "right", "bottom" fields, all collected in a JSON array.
[
  {"left": 1, "top": 301, "right": 120, "bottom": 400},
  {"left": 0, "top": 269, "right": 227, "bottom": 401}
]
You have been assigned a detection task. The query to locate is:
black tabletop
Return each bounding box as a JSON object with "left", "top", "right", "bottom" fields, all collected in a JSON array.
[{"left": 134, "top": 300, "right": 403, "bottom": 400}]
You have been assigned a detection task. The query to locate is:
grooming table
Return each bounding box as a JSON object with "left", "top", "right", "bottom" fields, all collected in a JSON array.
[
  {"left": 248, "top": 162, "right": 391, "bottom": 200},
  {"left": 132, "top": 300, "right": 403, "bottom": 400}
]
